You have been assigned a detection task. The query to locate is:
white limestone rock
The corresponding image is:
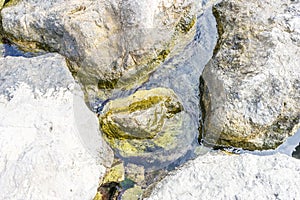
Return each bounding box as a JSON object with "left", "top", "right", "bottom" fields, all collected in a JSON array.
[
  {"left": 0, "top": 53, "right": 113, "bottom": 200},
  {"left": 148, "top": 153, "right": 300, "bottom": 200}
]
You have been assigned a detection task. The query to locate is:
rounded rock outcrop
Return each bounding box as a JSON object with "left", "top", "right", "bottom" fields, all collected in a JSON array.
[
  {"left": 99, "top": 87, "right": 195, "bottom": 170},
  {"left": 1, "top": 0, "right": 200, "bottom": 99}
]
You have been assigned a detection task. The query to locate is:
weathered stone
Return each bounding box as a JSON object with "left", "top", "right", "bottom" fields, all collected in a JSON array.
[
  {"left": 200, "top": 0, "right": 300, "bottom": 150},
  {"left": 0, "top": 53, "right": 113, "bottom": 199},
  {"left": 93, "top": 192, "right": 103, "bottom": 200},
  {"left": 100, "top": 87, "right": 195, "bottom": 170},
  {"left": 101, "top": 88, "right": 183, "bottom": 140},
  {"left": 147, "top": 153, "right": 300, "bottom": 200},
  {"left": 1, "top": 0, "right": 200, "bottom": 100},
  {"left": 125, "top": 163, "right": 145, "bottom": 184},
  {"left": 102, "top": 161, "right": 125, "bottom": 184},
  {"left": 0, "top": 44, "right": 3, "bottom": 56},
  {"left": 122, "top": 186, "right": 143, "bottom": 200},
  {"left": 0, "top": 0, "right": 4, "bottom": 9}
]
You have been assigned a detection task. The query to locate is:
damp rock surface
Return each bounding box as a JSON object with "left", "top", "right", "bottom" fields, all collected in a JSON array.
[
  {"left": 100, "top": 87, "right": 195, "bottom": 170},
  {"left": 0, "top": 53, "right": 113, "bottom": 200},
  {"left": 200, "top": 0, "right": 300, "bottom": 150},
  {"left": 147, "top": 153, "right": 300, "bottom": 200}
]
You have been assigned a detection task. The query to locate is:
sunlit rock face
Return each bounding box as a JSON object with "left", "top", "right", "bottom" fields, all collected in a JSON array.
[
  {"left": 1, "top": 0, "right": 199, "bottom": 100},
  {"left": 99, "top": 87, "right": 195, "bottom": 170},
  {"left": 200, "top": 0, "right": 300, "bottom": 150},
  {"left": 0, "top": 0, "right": 4, "bottom": 9},
  {"left": 147, "top": 153, "right": 300, "bottom": 200},
  {"left": 0, "top": 53, "right": 113, "bottom": 200}
]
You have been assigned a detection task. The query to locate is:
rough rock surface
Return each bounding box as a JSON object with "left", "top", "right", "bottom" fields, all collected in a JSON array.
[
  {"left": 200, "top": 0, "right": 300, "bottom": 150},
  {"left": 0, "top": 0, "right": 4, "bottom": 9},
  {"left": 1, "top": 0, "right": 199, "bottom": 99},
  {"left": 0, "top": 53, "right": 113, "bottom": 200},
  {"left": 100, "top": 87, "right": 195, "bottom": 170},
  {"left": 147, "top": 153, "right": 300, "bottom": 200}
]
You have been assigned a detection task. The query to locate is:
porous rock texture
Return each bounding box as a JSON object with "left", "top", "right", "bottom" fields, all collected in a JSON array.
[
  {"left": 1, "top": 0, "right": 199, "bottom": 100},
  {"left": 0, "top": 53, "right": 113, "bottom": 200},
  {"left": 148, "top": 153, "right": 300, "bottom": 200},
  {"left": 200, "top": 0, "right": 300, "bottom": 150}
]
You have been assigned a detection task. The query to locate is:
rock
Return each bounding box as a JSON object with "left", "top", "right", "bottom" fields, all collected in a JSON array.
[
  {"left": 121, "top": 186, "right": 143, "bottom": 200},
  {"left": 99, "top": 87, "right": 195, "bottom": 170},
  {"left": 0, "top": 0, "right": 4, "bottom": 9},
  {"left": 0, "top": 53, "right": 113, "bottom": 200},
  {"left": 93, "top": 192, "right": 103, "bottom": 200},
  {"left": 102, "top": 161, "right": 125, "bottom": 184},
  {"left": 200, "top": 0, "right": 300, "bottom": 150},
  {"left": 125, "top": 163, "right": 145, "bottom": 185},
  {"left": 97, "top": 182, "right": 121, "bottom": 200},
  {"left": 1, "top": 0, "right": 199, "bottom": 100},
  {"left": 0, "top": 44, "right": 3, "bottom": 56},
  {"left": 147, "top": 153, "right": 300, "bottom": 200}
]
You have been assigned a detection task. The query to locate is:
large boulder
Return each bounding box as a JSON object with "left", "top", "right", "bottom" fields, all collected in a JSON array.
[
  {"left": 99, "top": 87, "right": 195, "bottom": 170},
  {"left": 200, "top": 0, "right": 300, "bottom": 150},
  {"left": 147, "top": 153, "right": 300, "bottom": 200},
  {"left": 1, "top": 0, "right": 199, "bottom": 100},
  {"left": 0, "top": 53, "right": 113, "bottom": 199}
]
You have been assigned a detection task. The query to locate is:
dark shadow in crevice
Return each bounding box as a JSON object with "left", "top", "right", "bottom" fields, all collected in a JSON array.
[
  {"left": 1, "top": 38, "right": 44, "bottom": 58},
  {"left": 292, "top": 143, "right": 300, "bottom": 159}
]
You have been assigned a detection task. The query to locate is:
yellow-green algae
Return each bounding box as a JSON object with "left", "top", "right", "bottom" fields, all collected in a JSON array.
[
  {"left": 100, "top": 88, "right": 182, "bottom": 140},
  {"left": 99, "top": 87, "right": 194, "bottom": 165},
  {"left": 0, "top": 0, "right": 4, "bottom": 9},
  {"left": 102, "top": 161, "right": 125, "bottom": 184},
  {"left": 2, "top": 0, "right": 20, "bottom": 7},
  {"left": 93, "top": 192, "right": 102, "bottom": 200}
]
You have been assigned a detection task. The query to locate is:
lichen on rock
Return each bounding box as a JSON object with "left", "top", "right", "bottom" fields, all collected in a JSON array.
[{"left": 102, "top": 161, "right": 125, "bottom": 184}]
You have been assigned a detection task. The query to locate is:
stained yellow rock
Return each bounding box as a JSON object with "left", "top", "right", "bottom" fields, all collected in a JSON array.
[
  {"left": 102, "top": 162, "right": 125, "bottom": 184},
  {"left": 93, "top": 192, "right": 103, "bottom": 200},
  {"left": 99, "top": 87, "right": 195, "bottom": 168},
  {"left": 100, "top": 87, "right": 182, "bottom": 141},
  {"left": 0, "top": 0, "right": 4, "bottom": 9},
  {"left": 121, "top": 186, "right": 143, "bottom": 200}
]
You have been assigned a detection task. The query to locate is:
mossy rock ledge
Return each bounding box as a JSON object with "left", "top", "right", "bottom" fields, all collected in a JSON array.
[{"left": 99, "top": 87, "right": 195, "bottom": 169}]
